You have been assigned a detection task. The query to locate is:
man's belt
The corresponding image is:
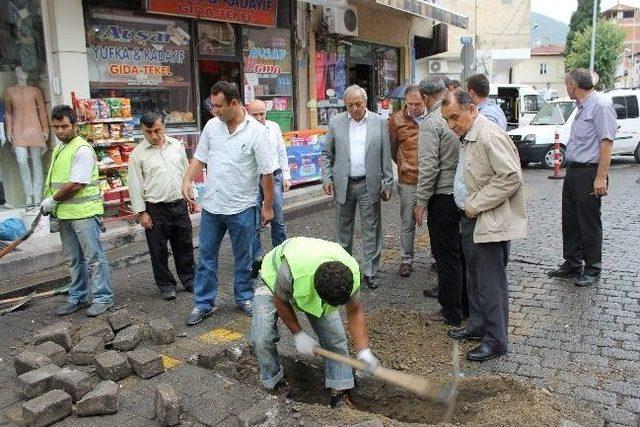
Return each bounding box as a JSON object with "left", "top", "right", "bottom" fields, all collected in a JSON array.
[
  {"left": 566, "top": 162, "right": 598, "bottom": 168},
  {"left": 273, "top": 168, "right": 282, "bottom": 176},
  {"left": 348, "top": 176, "right": 366, "bottom": 182},
  {"left": 146, "top": 199, "right": 184, "bottom": 207}
]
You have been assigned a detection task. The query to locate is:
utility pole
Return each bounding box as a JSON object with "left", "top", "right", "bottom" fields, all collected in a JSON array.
[{"left": 589, "top": 0, "right": 597, "bottom": 72}]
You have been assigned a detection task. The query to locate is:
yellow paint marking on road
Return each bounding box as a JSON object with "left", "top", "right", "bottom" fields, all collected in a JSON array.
[
  {"left": 162, "top": 354, "right": 182, "bottom": 370},
  {"left": 198, "top": 327, "right": 243, "bottom": 343}
]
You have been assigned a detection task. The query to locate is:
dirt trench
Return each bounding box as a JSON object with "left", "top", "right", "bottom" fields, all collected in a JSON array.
[{"left": 208, "top": 308, "right": 596, "bottom": 426}]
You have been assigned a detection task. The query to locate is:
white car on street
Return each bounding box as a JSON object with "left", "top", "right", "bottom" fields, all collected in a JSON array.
[{"left": 509, "top": 90, "right": 640, "bottom": 168}]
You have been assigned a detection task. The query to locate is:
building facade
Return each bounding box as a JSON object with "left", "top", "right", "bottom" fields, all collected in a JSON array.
[
  {"left": 0, "top": 0, "right": 466, "bottom": 209},
  {"left": 512, "top": 44, "right": 567, "bottom": 99},
  {"left": 418, "top": 0, "right": 531, "bottom": 84},
  {"left": 603, "top": 3, "right": 640, "bottom": 88}
]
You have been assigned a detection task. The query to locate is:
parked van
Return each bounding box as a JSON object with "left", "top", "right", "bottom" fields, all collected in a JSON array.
[
  {"left": 489, "top": 84, "right": 546, "bottom": 129},
  {"left": 509, "top": 89, "right": 640, "bottom": 168}
]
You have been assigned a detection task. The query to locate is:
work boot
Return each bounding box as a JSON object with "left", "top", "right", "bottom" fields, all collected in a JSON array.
[
  {"left": 56, "top": 301, "right": 90, "bottom": 316},
  {"left": 398, "top": 263, "right": 411, "bottom": 277},
  {"left": 364, "top": 276, "right": 379, "bottom": 289},
  {"left": 575, "top": 274, "right": 600, "bottom": 287},
  {"left": 329, "top": 389, "right": 355, "bottom": 409},
  {"left": 86, "top": 302, "right": 114, "bottom": 317}
]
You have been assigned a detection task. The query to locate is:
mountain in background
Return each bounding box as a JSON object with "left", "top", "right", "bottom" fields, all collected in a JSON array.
[{"left": 530, "top": 12, "right": 569, "bottom": 47}]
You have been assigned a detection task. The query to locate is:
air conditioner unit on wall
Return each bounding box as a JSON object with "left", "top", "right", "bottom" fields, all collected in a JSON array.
[
  {"left": 429, "top": 60, "right": 448, "bottom": 74},
  {"left": 324, "top": 5, "right": 358, "bottom": 37}
]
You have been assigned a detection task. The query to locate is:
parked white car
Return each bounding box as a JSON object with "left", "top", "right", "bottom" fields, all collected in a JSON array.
[{"left": 509, "top": 89, "right": 640, "bottom": 168}]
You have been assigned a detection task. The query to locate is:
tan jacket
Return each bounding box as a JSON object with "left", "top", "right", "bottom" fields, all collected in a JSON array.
[
  {"left": 388, "top": 106, "right": 420, "bottom": 185},
  {"left": 462, "top": 114, "right": 527, "bottom": 243}
]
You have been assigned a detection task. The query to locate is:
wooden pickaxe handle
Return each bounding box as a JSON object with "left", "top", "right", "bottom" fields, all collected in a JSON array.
[
  {"left": 313, "top": 347, "right": 453, "bottom": 403},
  {"left": 0, "top": 211, "right": 43, "bottom": 260}
]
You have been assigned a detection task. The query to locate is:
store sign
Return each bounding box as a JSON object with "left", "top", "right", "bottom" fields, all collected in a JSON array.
[
  {"left": 86, "top": 17, "right": 191, "bottom": 87},
  {"left": 146, "top": 0, "right": 277, "bottom": 27}
]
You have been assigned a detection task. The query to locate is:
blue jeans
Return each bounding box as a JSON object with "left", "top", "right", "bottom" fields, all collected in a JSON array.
[
  {"left": 59, "top": 216, "right": 113, "bottom": 305},
  {"left": 253, "top": 171, "right": 287, "bottom": 261},
  {"left": 194, "top": 207, "right": 256, "bottom": 311},
  {"left": 250, "top": 285, "right": 355, "bottom": 390}
]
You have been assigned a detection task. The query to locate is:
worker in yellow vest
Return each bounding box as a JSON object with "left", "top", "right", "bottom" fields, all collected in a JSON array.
[
  {"left": 41, "top": 105, "right": 113, "bottom": 317},
  {"left": 251, "top": 236, "right": 379, "bottom": 408}
]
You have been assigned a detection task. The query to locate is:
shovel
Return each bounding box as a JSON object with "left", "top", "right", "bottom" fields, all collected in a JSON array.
[
  {"left": 0, "top": 210, "right": 43, "bottom": 260},
  {"left": 0, "top": 291, "right": 37, "bottom": 315},
  {"left": 314, "top": 347, "right": 455, "bottom": 404}
]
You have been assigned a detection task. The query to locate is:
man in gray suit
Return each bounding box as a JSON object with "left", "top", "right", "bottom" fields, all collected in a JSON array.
[{"left": 321, "top": 85, "right": 394, "bottom": 289}]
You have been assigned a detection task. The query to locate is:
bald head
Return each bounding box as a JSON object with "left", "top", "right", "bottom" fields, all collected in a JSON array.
[{"left": 247, "top": 100, "right": 267, "bottom": 125}]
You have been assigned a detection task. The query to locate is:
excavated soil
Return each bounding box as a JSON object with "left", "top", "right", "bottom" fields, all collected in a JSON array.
[{"left": 215, "top": 308, "right": 595, "bottom": 426}]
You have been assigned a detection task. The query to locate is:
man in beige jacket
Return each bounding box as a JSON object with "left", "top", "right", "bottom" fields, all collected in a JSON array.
[{"left": 441, "top": 90, "right": 527, "bottom": 362}]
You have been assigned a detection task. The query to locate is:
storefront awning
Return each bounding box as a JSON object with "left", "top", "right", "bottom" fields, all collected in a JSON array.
[{"left": 374, "top": 0, "right": 468, "bottom": 29}]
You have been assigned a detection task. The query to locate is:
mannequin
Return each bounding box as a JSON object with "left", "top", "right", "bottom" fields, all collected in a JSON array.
[{"left": 4, "top": 66, "right": 49, "bottom": 207}]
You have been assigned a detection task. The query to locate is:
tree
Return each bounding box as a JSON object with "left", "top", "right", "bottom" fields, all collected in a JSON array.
[
  {"left": 566, "top": 0, "right": 601, "bottom": 54},
  {"left": 565, "top": 20, "right": 625, "bottom": 89}
]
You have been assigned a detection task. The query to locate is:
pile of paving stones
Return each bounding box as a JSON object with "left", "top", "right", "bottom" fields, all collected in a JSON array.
[{"left": 12, "top": 309, "right": 182, "bottom": 426}]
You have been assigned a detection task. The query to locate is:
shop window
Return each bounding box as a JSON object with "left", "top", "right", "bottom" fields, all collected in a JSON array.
[
  {"left": 197, "top": 22, "right": 236, "bottom": 57},
  {"left": 1, "top": 0, "right": 51, "bottom": 208},
  {"left": 242, "top": 27, "right": 293, "bottom": 130},
  {"left": 85, "top": 9, "right": 195, "bottom": 126}
]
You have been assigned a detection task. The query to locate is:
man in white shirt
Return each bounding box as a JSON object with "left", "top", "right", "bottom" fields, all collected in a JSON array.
[
  {"left": 246, "top": 100, "right": 291, "bottom": 270},
  {"left": 128, "top": 112, "right": 194, "bottom": 301},
  {"left": 182, "top": 81, "right": 275, "bottom": 325},
  {"left": 321, "top": 85, "right": 394, "bottom": 289}
]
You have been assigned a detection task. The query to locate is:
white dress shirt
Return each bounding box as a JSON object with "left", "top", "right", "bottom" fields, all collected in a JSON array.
[
  {"left": 194, "top": 113, "right": 274, "bottom": 215},
  {"left": 348, "top": 110, "right": 368, "bottom": 177},
  {"left": 265, "top": 119, "right": 291, "bottom": 180}
]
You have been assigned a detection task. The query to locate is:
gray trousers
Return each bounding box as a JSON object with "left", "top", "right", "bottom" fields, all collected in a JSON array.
[
  {"left": 460, "top": 216, "right": 510, "bottom": 350},
  {"left": 335, "top": 179, "right": 382, "bottom": 277},
  {"left": 397, "top": 183, "right": 416, "bottom": 265}
]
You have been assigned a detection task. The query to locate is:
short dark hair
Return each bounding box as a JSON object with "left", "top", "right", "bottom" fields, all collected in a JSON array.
[
  {"left": 442, "top": 89, "right": 473, "bottom": 108},
  {"left": 419, "top": 77, "right": 446, "bottom": 96},
  {"left": 567, "top": 68, "right": 594, "bottom": 90},
  {"left": 443, "top": 76, "right": 453, "bottom": 88},
  {"left": 466, "top": 74, "right": 491, "bottom": 98},
  {"left": 404, "top": 85, "right": 420, "bottom": 96},
  {"left": 51, "top": 105, "right": 77, "bottom": 125},
  {"left": 211, "top": 81, "right": 241, "bottom": 105},
  {"left": 314, "top": 261, "right": 354, "bottom": 306},
  {"left": 450, "top": 80, "right": 461, "bottom": 89},
  {"left": 140, "top": 111, "right": 164, "bottom": 128}
]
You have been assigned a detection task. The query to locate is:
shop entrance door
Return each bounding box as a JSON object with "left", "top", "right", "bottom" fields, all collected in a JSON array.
[
  {"left": 348, "top": 63, "right": 376, "bottom": 111},
  {"left": 198, "top": 60, "right": 241, "bottom": 126}
]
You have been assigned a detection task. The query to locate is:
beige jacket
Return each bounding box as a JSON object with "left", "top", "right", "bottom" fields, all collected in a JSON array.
[{"left": 461, "top": 114, "right": 527, "bottom": 243}]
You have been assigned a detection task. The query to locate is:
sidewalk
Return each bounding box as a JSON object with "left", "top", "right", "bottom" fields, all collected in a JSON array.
[{"left": 0, "top": 182, "right": 327, "bottom": 296}]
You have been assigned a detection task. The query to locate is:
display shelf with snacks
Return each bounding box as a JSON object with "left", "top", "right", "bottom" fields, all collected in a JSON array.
[{"left": 71, "top": 92, "right": 136, "bottom": 219}]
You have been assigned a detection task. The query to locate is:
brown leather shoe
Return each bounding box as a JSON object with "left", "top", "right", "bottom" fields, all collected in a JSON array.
[{"left": 398, "top": 263, "right": 411, "bottom": 277}]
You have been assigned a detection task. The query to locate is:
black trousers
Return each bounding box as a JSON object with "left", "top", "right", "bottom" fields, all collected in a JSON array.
[
  {"left": 144, "top": 200, "right": 195, "bottom": 292},
  {"left": 562, "top": 165, "right": 602, "bottom": 276},
  {"left": 427, "top": 194, "right": 465, "bottom": 324},
  {"left": 461, "top": 216, "right": 510, "bottom": 350}
]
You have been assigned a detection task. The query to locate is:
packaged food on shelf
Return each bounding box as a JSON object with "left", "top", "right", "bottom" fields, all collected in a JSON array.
[
  {"left": 105, "top": 98, "right": 122, "bottom": 118},
  {"left": 106, "top": 146, "right": 123, "bottom": 164},
  {"left": 119, "top": 144, "right": 135, "bottom": 163},
  {"left": 107, "top": 173, "right": 123, "bottom": 189},
  {"left": 121, "top": 98, "right": 132, "bottom": 118},
  {"left": 78, "top": 123, "right": 90, "bottom": 140},
  {"left": 89, "top": 123, "right": 108, "bottom": 141},
  {"left": 98, "top": 177, "right": 110, "bottom": 192},
  {"left": 118, "top": 170, "right": 128, "bottom": 187},
  {"left": 110, "top": 123, "right": 122, "bottom": 139},
  {"left": 122, "top": 122, "right": 134, "bottom": 138},
  {"left": 96, "top": 99, "right": 110, "bottom": 119}
]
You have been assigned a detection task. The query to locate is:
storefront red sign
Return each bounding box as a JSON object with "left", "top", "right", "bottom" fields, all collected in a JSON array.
[{"left": 147, "top": 0, "right": 277, "bottom": 27}]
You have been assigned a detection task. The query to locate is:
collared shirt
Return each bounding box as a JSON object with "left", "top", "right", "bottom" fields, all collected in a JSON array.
[
  {"left": 348, "top": 110, "right": 368, "bottom": 177},
  {"left": 128, "top": 136, "right": 187, "bottom": 213},
  {"left": 265, "top": 120, "right": 291, "bottom": 180},
  {"left": 453, "top": 139, "right": 469, "bottom": 210},
  {"left": 194, "top": 113, "right": 273, "bottom": 215},
  {"left": 477, "top": 99, "right": 507, "bottom": 131},
  {"left": 566, "top": 91, "right": 617, "bottom": 163}
]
